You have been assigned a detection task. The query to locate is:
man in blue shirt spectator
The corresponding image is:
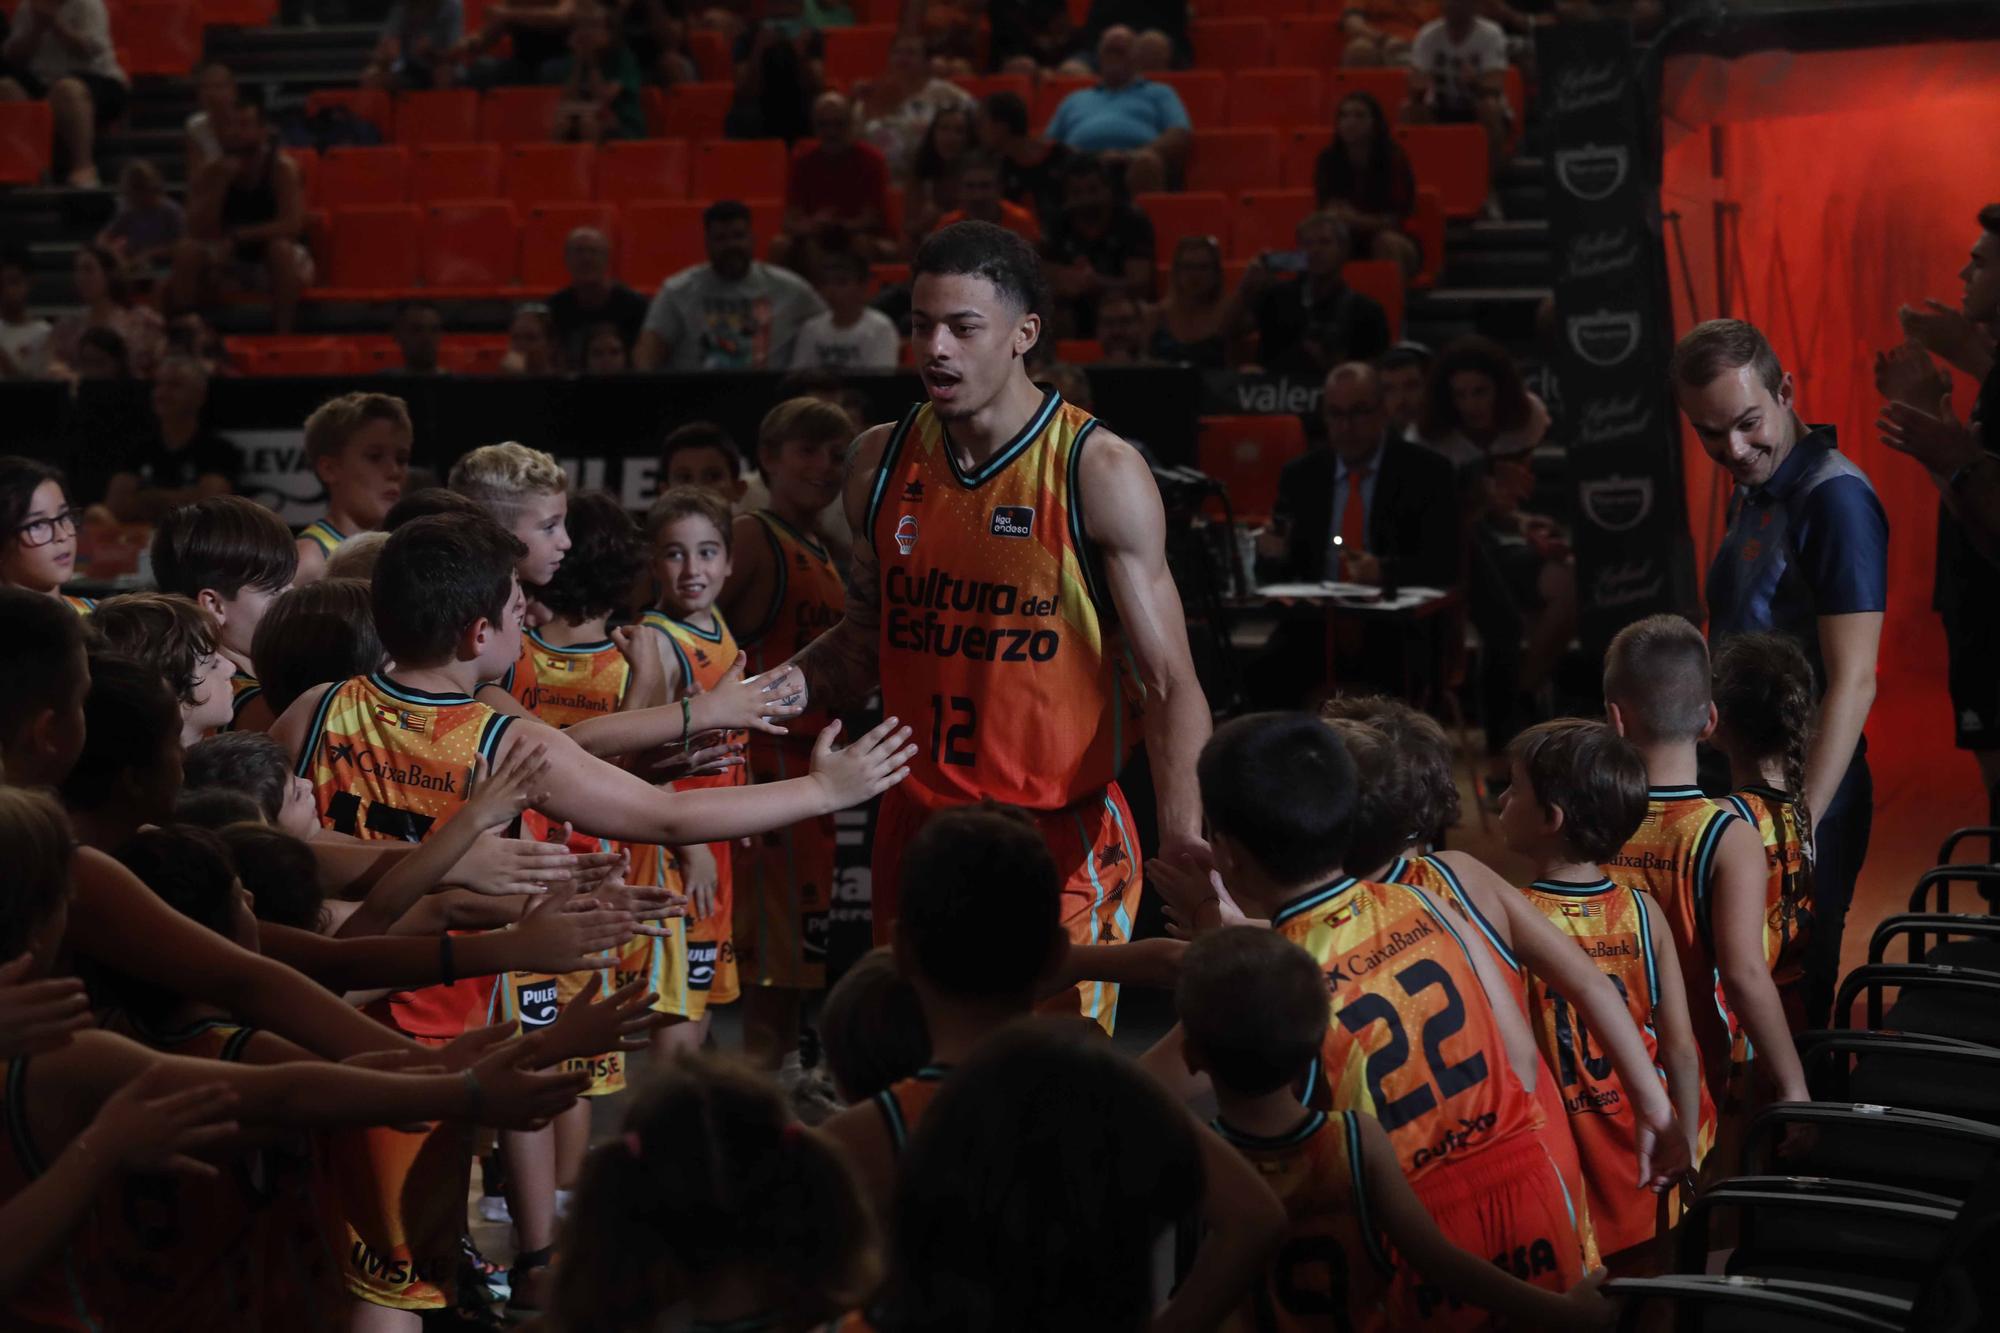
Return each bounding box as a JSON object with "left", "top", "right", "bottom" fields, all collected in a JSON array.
[
  {"left": 1042, "top": 25, "right": 1189, "bottom": 193},
  {"left": 1674, "top": 318, "right": 1888, "bottom": 1030}
]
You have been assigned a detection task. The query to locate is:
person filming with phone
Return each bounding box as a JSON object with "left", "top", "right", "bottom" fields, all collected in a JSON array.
[{"left": 1240, "top": 211, "right": 1392, "bottom": 377}]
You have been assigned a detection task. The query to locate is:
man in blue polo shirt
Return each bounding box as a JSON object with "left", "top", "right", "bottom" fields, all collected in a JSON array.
[
  {"left": 1042, "top": 24, "right": 1190, "bottom": 193},
  {"left": 1673, "top": 317, "right": 1888, "bottom": 1029}
]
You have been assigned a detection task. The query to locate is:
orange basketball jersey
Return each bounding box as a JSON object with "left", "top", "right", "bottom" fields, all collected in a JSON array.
[
  {"left": 62, "top": 593, "right": 96, "bottom": 615},
  {"left": 864, "top": 391, "right": 1143, "bottom": 812},
  {"left": 1214, "top": 1110, "right": 1393, "bottom": 1333},
  {"left": 1277, "top": 876, "right": 1544, "bottom": 1182},
  {"left": 525, "top": 629, "right": 630, "bottom": 726},
  {"left": 1603, "top": 787, "right": 1742, "bottom": 1104},
  {"left": 738, "top": 509, "right": 845, "bottom": 740},
  {"left": 296, "top": 671, "right": 518, "bottom": 1039},
  {"left": 228, "top": 671, "right": 265, "bottom": 729},
  {"left": 1519, "top": 879, "right": 1703, "bottom": 1256},
  {"left": 1721, "top": 786, "right": 1813, "bottom": 1043},
  {"left": 495, "top": 633, "right": 541, "bottom": 713},
  {"left": 872, "top": 1064, "right": 951, "bottom": 1154}
]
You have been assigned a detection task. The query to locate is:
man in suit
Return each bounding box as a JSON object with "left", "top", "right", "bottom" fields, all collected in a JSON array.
[{"left": 1251, "top": 361, "right": 1460, "bottom": 704}]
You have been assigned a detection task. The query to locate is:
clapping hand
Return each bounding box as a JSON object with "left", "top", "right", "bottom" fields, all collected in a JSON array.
[{"left": 1873, "top": 340, "right": 1949, "bottom": 413}]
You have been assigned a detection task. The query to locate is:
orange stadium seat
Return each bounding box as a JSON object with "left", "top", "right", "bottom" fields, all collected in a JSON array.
[
  {"left": 693, "top": 139, "right": 786, "bottom": 201},
  {"left": 883, "top": 182, "right": 904, "bottom": 236},
  {"left": 1273, "top": 15, "right": 1344, "bottom": 71},
  {"left": 1032, "top": 76, "right": 1093, "bottom": 134},
  {"left": 1408, "top": 185, "right": 1443, "bottom": 287},
  {"left": 507, "top": 143, "right": 595, "bottom": 206},
  {"left": 1280, "top": 124, "right": 1327, "bottom": 191},
  {"left": 521, "top": 202, "right": 617, "bottom": 288},
  {"left": 1133, "top": 191, "right": 1230, "bottom": 254},
  {"left": 422, "top": 201, "right": 519, "bottom": 291},
  {"left": 1055, "top": 339, "right": 1104, "bottom": 364},
  {"left": 481, "top": 86, "right": 564, "bottom": 145},
  {"left": 953, "top": 73, "right": 1032, "bottom": 106},
  {"left": 623, "top": 200, "right": 708, "bottom": 289},
  {"left": 651, "top": 82, "right": 733, "bottom": 140},
  {"left": 1329, "top": 67, "right": 1411, "bottom": 118},
  {"left": 409, "top": 144, "right": 504, "bottom": 203},
  {"left": 396, "top": 90, "right": 481, "bottom": 145},
  {"left": 1395, "top": 123, "right": 1489, "bottom": 217},
  {"left": 1155, "top": 70, "right": 1226, "bottom": 127},
  {"left": 318, "top": 145, "right": 410, "bottom": 206},
  {"left": 439, "top": 335, "right": 512, "bottom": 373},
  {"left": 686, "top": 29, "right": 731, "bottom": 81},
  {"left": 1233, "top": 188, "right": 1315, "bottom": 260},
  {"left": 306, "top": 88, "right": 394, "bottom": 138},
  {"left": 1187, "top": 18, "right": 1272, "bottom": 71},
  {"left": 1231, "top": 0, "right": 1315, "bottom": 16},
  {"left": 117, "top": 1, "right": 201, "bottom": 77},
  {"left": 1503, "top": 64, "right": 1527, "bottom": 129},
  {"left": 288, "top": 148, "right": 318, "bottom": 204},
  {"left": 596, "top": 138, "right": 689, "bottom": 205},
  {"left": 1343, "top": 258, "right": 1404, "bottom": 338},
  {"left": 245, "top": 339, "right": 360, "bottom": 375},
  {"left": 1185, "top": 129, "right": 1281, "bottom": 195},
  {"left": 1197, "top": 415, "right": 1306, "bottom": 522},
  {"left": 1230, "top": 69, "right": 1321, "bottom": 129},
  {"left": 199, "top": 0, "right": 276, "bottom": 27},
  {"left": 0, "top": 101, "right": 53, "bottom": 185},
  {"left": 823, "top": 24, "right": 896, "bottom": 88},
  {"left": 319, "top": 204, "right": 423, "bottom": 295}
]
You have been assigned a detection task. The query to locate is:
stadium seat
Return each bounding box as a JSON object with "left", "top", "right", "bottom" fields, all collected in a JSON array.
[
  {"left": 245, "top": 339, "right": 360, "bottom": 376},
  {"left": 439, "top": 335, "right": 512, "bottom": 374},
  {"left": 1280, "top": 124, "right": 1327, "bottom": 191},
  {"left": 1197, "top": 415, "right": 1307, "bottom": 522},
  {"left": 1502, "top": 64, "right": 1527, "bottom": 132},
  {"left": 1232, "top": 0, "right": 1316, "bottom": 16},
  {"left": 198, "top": 0, "right": 276, "bottom": 27},
  {"left": 318, "top": 204, "right": 423, "bottom": 295},
  {"left": 1187, "top": 18, "right": 1273, "bottom": 71},
  {"left": 520, "top": 202, "right": 617, "bottom": 289},
  {"left": 1133, "top": 191, "right": 1231, "bottom": 255},
  {"left": 408, "top": 144, "right": 504, "bottom": 203},
  {"left": 596, "top": 138, "right": 690, "bottom": 205},
  {"left": 1274, "top": 15, "right": 1345, "bottom": 71},
  {"left": 1233, "top": 188, "right": 1314, "bottom": 260},
  {"left": 1343, "top": 258, "right": 1404, "bottom": 339},
  {"left": 481, "top": 86, "right": 564, "bottom": 146},
  {"left": 1055, "top": 339, "right": 1104, "bottom": 364},
  {"left": 1032, "top": 76, "right": 1094, "bottom": 135},
  {"left": 396, "top": 90, "right": 481, "bottom": 145},
  {"left": 1186, "top": 129, "right": 1281, "bottom": 195},
  {"left": 823, "top": 24, "right": 896, "bottom": 88},
  {"left": 651, "top": 82, "right": 734, "bottom": 140},
  {"left": 687, "top": 29, "right": 731, "bottom": 82},
  {"left": 1329, "top": 68, "right": 1410, "bottom": 118},
  {"left": 317, "top": 145, "right": 410, "bottom": 207},
  {"left": 854, "top": 0, "right": 901, "bottom": 19},
  {"left": 0, "top": 101, "right": 53, "bottom": 186},
  {"left": 421, "top": 201, "right": 520, "bottom": 291},
  {"left": 623, "top": 200, "right": 709, "bottom": 289},
  {"left": 117, "top": 1, "right": 201, "bottom": 77},
  {"left": 1395, "top": 123, "right": 1489, "bottom": 217},
  {"left": 1155, "top": 70, "right": 1227, "bottom": 127},
  {"left": 1229, "top": 69, "right": 1321, "bottom": 129},
  {"left": 507, "top": 143, "right": 595, "bottom": 207},
  {"left": 692, "top": 139, "right": 787, "bottom": 201},
  {"left": 1408, "top": 186, "right": 1444, "bottom": 288},
  {"left": 289, "top": 149, "right": 318, "bottom": 206},
  {"left": 306, "top": 88, "right": 394, "bottom": 139},
  {"left": 883, "top": 183, "right": 905, "bottom": 237},
  {"left": 953, "top": 74, "right": 1033, "bottom": 106}
]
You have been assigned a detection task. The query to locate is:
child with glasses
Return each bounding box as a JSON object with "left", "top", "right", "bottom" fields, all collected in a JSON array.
[{"left": 0, "top": 456, "right": 89, "bottom": 611}]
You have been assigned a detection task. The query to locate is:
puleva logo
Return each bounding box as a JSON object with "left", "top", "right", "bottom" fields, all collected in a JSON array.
[
  {"left": 1566, "top": 309, "right": 1642, "bottom": 367},
  {"left": 990, "top": 505, "right": 1035, "bottom": 538},
  {"left": 894, "top": 515, "right": 919, "bottom": 555},
  {"left": 1553, "top": 144, "right": 1629, "bottom": 201},
  {"left": 1579, "top": 475, "right": 1654, "bottom": 533}
]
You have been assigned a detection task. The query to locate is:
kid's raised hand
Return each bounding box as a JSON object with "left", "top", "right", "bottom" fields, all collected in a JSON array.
[
  {"left": 83, "top": 1065, "right": 239, "bottom": 1179},
  {"left": 808, "top": 717, "right": 915, "bottom": 809},
  {"left": 464, "top": 745, "right": 553, "bottom": 832},
  {"left": 537, "top": 975, "right": 669, "bottom": 1064},
  {"left": 468, "top": 1041, "right": 590, "bottom": 1129},
  {"left": 0, "top": 955, "right": 92, "bottom": 1058},
  {"left": 706, "top": 654, "right": 807, "bottom": 735},
  {"left": 514, "top": 884, "right": 638, "bottom": 972},
  {"left": 678, "top": 843, "right": 719, "bottom": 921}
]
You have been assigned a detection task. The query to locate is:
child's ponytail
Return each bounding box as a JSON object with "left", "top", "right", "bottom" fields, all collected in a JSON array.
[{"left": 1712, "top": 632, "right": 1818, "bottom": 856}]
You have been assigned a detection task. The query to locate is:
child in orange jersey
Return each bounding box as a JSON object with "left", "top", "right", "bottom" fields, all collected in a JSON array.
[
  {"left": 1499, "top": 719, "right": 1706, "bottom": 1276},
  {"left": 91, "top": 592, "right": 238, "bottom": 746},
  {"left": 1180, "top": 926, "right": 1613, "bottom": 1333},
  {"left": 149, "top": 495, "right": 300, "bottom": 732},
  {"left": 295, "top": 392, "right": 412, "bottom": 584},
  {"left": 1710, "top": 632, "right": 1816, "bottom": 1045},
  {"left": 1601, "top": 615, "right": 1810, "bottom": 1181},
  {"left": 657, "top": 419, "right": 749, "bottom": 503},
  {"left": 719, "top": 397, "right": 852, "bottom": 1072},
  {"left": 550, "top": 1053, "right": 877, "bottom": 1333},
  {"left": 1157, "top": 713, "right": 1689, "bottom": 1331},
  {"left": 451, "top": 441, "right": 575, "bottom": 715}
]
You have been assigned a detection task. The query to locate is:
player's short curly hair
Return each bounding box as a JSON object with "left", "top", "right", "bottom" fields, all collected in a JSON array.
[
  {"left": 448, "top": 441, "right": 568, "bottom": 527},
  {"left": 91, "top": 592, "right": 219, "bottom": 706},
  {"left": 534, "top": 490, "right": 644, "bottom": 623},
  {"left": 914, "top": 219, "right": 1048, "bottom": 320}
]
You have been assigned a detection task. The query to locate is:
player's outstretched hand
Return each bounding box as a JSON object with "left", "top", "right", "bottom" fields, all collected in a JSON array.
[
  {"left": 538, "top": 975, "right": 669, "bottom": 1065},
  {"left": 437, "top": 1020, "right": 516, "bottom": 1071},
  {"left": 678, "top": 843, "right": 719, "bottom": 921},
  {"left": 512, "top": 884, "right": 638, "bottom": 973},
  {"left": 1634, "top": 1104, "right": 1691, "bottom": 1192},
  {"left": 706, "top": 654, "right": 807, "bottom": 736},
  {"left": 464, "top": 745, "right": 553, "bottom": 833},
  {"left": 575, "top": 882, "right": 688, "bottom": 934},
  {"left": 808, "top": 717, "right": 916, "bottom": 810},
  {"left": 0, "top": 954, "right": 92, "bottom": 1058},
  {"left": 448, "top": 830, "right": 621, "bottom": 898},
  {"left": 1558, "top": 1268, "right": 1616, "bottom": 1332},
  {"left": 83, "top": 1064, "right": 239, "bottom": 1179},
  {"left": 468, "top": 1040, "right": 590, "bottom": 1129},
  {"left": 1153, "top": 857, "right": 1239, "bottom": 940}
]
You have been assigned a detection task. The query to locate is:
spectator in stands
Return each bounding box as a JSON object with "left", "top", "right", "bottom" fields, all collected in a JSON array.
[
  {"left": 70, "top": 324, "right": 129, "bottom": 380},
  {"left": 790, "top": 249, "right": 898, "bottom": 372},
  {"left": 0, "top": 0, "right": 126, "bottom": 187},
  {"left": 1405, "top": 0, "right": 1511, "bottom": 200},
  {"left": 363, "top": 0, "right": 466, "bottom": 91},
  {"left": 777, "top": 92, "right": 896, "bottom": 268},
  {"left": 854, "top": 32, "right": 973, "bottom": 179},
  {"left": 1095, "top": 293, "right": 1147, "bottom": 364},
  {"left": 933, "top": 152, "right": 1040, "bottom": 243},
  {"left": 1143, "top": 235, "right": 1244, "bottom": 370},
  {"left": 1241, "top": 211, "right": 1391, "bottom": 378},
  {"left": 167, "top": 89, "right": 309, "bottom": 335},
  {"left": 547, "top": 225, "right": 647, "bottom": 368},
  {"left": 0, "top": 245, "right": 53, "bottom": 381},
  {"left": 164, "top": 311, "right": 229, "bottom": 378},
  {"left": 1338, "top": 1, "right": 1427, "bottom": 68},
  {"left": 622, "top": 0, "right": 697, "bottom": 88},
  {"left": 636, "top": 199, "right": 827, "bottom": 371},
  {"left": 583, "top": 321, "right": 630, "bottom": 372},
  {"left": 1418, "top": 331, "right": 1549, "bottom": 472},
  {"left": 989, "top": 0, "right": 1072, "bottom": 75},
  {"left": 905, "top": 104, "right": 976, "bottom": 246},
  {"left": 1069, "top": 0, "right": 1189, "bottom": 69},
  {"left": 501, "top": 303, "right": 562, "bottom": 374},
  {"left": 1042, "top": 25, "right": 1187, "bottom": 194},
  {"left": 184, "top": 62, "right": 235, "bottom": 178},
  {"left": 459, "top": 0, "right": 580, "bottom": 87},
  {"left": 1043, "top": 154, "right": 1154, "bottom": 338},
  {"left": 727, "top": 10, "right": 823, "bottom": 144},
  {"left": 978, "top": 90, "right": 1069, "bottom": 233},
  {"left": 551, "top": 1, "right": 645, "bottom": 142},
  {"left": 50, "top": 243, "right": 163, "bottom": 380},
  {"left": 1377, "top": 339, "right": 1431, "bottom": 443},
  {"left": 392, "top": 301, "right": 446, "bottom": 375},
  {"left": 97, "top": 160, "right": 185, "bottom": 280},
  {"left": 1131, "top": 28, "right": 1170, "bottom": 75},
  {"left": 100, "top": 354, "right": 241, "bottom": 522},
  {"left": 1314, "top": 91, "right": 1421, "bottom": 279}
]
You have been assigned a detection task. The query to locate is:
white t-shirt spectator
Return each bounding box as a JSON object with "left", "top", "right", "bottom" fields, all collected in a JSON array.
[
  {"left": 641, "top": 261, "right": 828, "bottom": 371},
  {"left": 16, "top": 0, "right": 126, "bottom": 83},
  {"left": 185, "top": 110, "right": 223, "bottom": 169},
  {"left": 1409, "top": 17, "right": 1506, "bottom": 117},
  {"left": 789, "top": 307, "right": 899, "bottom": 372},
  {"left": 0, "top": 315, "right": 54, "bottom": 380}
]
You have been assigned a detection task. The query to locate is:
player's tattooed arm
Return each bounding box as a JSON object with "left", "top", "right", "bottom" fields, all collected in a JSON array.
[{"left": 788, "top": 423, "right": 890, "bottom": 714}]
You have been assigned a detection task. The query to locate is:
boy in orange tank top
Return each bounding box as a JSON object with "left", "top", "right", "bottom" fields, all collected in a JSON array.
[
  {"left": 451, "top": 442, "right": 575, "bottom": 716},
  {"left": 1499, "top": 720, "right": 1707, "bottom": 1275}
]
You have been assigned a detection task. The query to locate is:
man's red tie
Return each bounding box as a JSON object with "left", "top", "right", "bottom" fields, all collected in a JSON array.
[{"left": 1340, "top": 464, "right": 1371, "bottom": 557}]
